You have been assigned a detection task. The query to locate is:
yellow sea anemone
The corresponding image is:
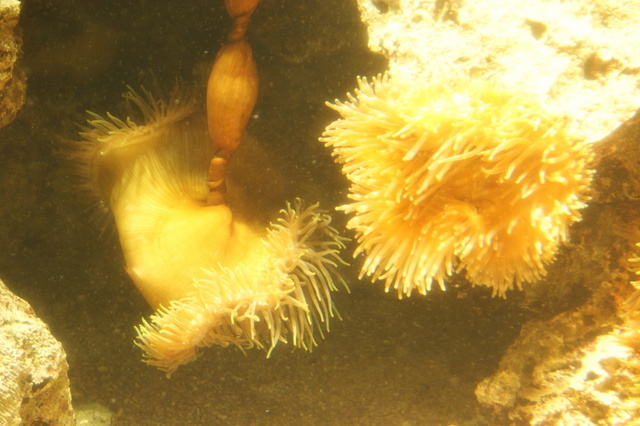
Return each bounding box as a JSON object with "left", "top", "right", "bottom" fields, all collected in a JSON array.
[
  {"left": 76, "top": 86, "right": 346, "bottom": 375},
  {"left": 321, "top": 73, "right": 593, "bottom": 298},
  {"left": 135, "top": 200, "right": 345, "bottom": 373},
  {"left": 69, "top": 0, "right": 347, "bottom": 376}
]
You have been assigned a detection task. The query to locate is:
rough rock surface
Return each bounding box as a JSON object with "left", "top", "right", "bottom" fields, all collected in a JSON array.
[
  {"left": 0, "top": 279, "right": 75, "bottom": 425},
  {"left": 356, "top": 0, "right": 640, "bottom": 143},
  {"left": 475, "top": 281, "right": 640, "bottom": 424},
  {"left": 0, "top": 0, "right": 25, "bottom": 129}
]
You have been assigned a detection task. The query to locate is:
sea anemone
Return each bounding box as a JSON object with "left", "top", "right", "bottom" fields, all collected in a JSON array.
[
  {"left": 68, "top": 0, "right": 348, "bottom": 376},
  {"left": 76, "top": 86, "right": 347, "bottom": 375},
  {"left": 135, "top": 200, "right": 345, "bottom": 373},
  {"left": 321, "top": 73, "right": 593, "bottom": 298}
]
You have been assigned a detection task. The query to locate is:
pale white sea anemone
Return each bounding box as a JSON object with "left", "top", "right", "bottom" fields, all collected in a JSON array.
[{"left": 321, "top": 73, "right": 593, "bottom": 298}]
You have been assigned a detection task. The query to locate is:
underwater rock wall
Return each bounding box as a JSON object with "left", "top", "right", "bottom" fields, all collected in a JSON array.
[
  {"left": 0, "top": 0, "right": 25, "bottom": 129},
  {"left": 0, "top": 279, "right": 75, "bottom": 425},
  {"left": 475, "top": 279, "right": 638, "bottom": 423},
  {"left": 356, "top": 0, "right": 640, "bottom": 142}
]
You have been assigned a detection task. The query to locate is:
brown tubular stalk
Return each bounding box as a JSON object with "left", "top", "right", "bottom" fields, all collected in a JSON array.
[{"left": 206, "top": 0, "right": 260, "bottom": 206}]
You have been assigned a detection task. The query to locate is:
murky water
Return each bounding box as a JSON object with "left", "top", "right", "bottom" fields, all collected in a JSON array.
[{"left": 0, "top": 1, "right": 531, "bottom": 424}]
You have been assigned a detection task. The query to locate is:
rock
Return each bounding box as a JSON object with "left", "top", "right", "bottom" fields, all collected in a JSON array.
[
  {"left": 356, "top": 0, "right": 640, "bottom": 142},
  {"left": 76, "top": 403, "right": 115, "bottom": 426},
  {"left": 0, "top": 0, "right": 26, "bottom": 129},
  {"left": 0, "top": 278, "right": 75, "bottom": 425},
  {"left": 474, "top": 370, "right": 520, "bottom": 410},
  {"left": 474, "top": 279, "right": 640, "bottom": 424}
]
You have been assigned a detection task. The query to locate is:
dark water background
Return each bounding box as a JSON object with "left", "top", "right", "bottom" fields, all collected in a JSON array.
[{"left": 0, "top": 1, "right": 528, "bottom": 424}]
